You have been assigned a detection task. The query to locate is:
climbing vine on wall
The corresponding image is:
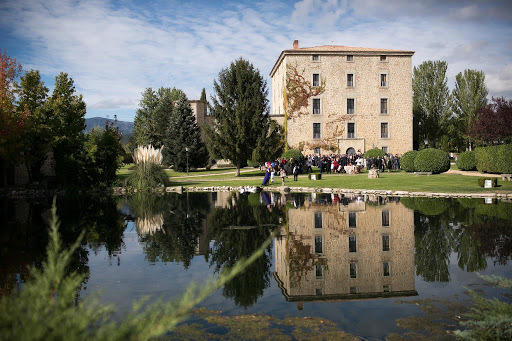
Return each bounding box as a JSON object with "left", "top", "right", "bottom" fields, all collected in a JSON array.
[{"left": 283, "top": 63, "right": 351, "bottom": 153}]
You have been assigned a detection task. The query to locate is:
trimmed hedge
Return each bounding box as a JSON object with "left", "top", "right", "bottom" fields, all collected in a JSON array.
[
  {"left": 364, "top": 148, "right": 386, "bottom": 158},
  {"left": 281, "top": 149, "right": 303, "bottom": 162},
  {"left": 413, "top": 148, "right": 450, "bottom": 174},
  {"left": 456, "top": 150, "right": 477, "bottom": 171},
  {"left": 478, "top": 177, "right": 498, "bottom": 187},
  {"left": 401, "top": 150, "right": 418, "bottom": 172},
  {"left": 475, "top": 144, "right": 512, "bottom": 174},
  {"left": 308, "top": 173, "right": 321, "bottom": 180}
]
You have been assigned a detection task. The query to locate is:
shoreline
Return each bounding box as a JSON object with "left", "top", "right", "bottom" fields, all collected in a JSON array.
[{"left": 112, "top": 185, "right": 512, "bottom": 200}]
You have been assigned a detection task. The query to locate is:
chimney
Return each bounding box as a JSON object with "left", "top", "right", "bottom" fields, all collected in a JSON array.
[{"left": 293, "top": 40, "right": 299, "bottom": 49}]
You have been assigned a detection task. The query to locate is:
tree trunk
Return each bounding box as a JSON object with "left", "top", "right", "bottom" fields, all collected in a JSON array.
[{"left": 235, "top": 164, "right": 241, "bottom": 177}]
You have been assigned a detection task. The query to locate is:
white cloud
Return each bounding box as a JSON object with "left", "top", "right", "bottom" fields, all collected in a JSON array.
[{"left": 1, "top": 0, "right": 511, "bottom": 122}]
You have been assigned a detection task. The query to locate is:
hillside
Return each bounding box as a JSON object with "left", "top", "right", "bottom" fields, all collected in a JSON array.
[{"left": 85, "top": 117, "right": 134, "bottom": 141}]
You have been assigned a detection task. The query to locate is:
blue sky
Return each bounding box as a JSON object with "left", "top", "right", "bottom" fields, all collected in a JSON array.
[{"left": 1, "top": 0, "right": 511, "bottom": 122}]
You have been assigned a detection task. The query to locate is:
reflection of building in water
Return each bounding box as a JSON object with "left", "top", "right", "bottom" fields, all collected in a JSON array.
[{"left": 274, "top": 195, "right": 416, "bottom": 304}]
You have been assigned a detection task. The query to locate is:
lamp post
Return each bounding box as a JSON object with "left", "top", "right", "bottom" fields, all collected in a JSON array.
[{"left": 185, "top": 147, "right": 189, "bottom": 176}]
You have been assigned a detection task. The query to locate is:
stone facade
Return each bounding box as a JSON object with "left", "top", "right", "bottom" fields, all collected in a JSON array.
[
  {"left": 188, "top": 100, "right": 210, "bottom": 141},
  {"left": 273, "top": 198, "right": 416, "bottom": 303},
  {"left": 270, "top": 41, "right": 414, "bottom": 155}
]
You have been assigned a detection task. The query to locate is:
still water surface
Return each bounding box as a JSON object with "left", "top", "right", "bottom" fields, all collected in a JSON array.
[{"left": 1, "top": 192, "right": 511, "bottom": 339}]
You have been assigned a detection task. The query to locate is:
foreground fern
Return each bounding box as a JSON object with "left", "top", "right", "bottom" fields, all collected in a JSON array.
[
  {"left": 0, "top": 199, "right": 271, "bottom": 340},
  {"left": 454, "top": 274, "right": 512, "bottom": 340}
]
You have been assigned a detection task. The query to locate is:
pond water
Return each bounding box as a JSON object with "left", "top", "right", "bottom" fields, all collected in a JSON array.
[{"left": 1, "top": 192, "right": 512, "bottom": 339}]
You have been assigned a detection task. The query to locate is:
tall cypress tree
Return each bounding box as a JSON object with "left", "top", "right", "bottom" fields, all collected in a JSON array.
[
  {"left": 204, "top": 58, "right": 269, "bottom": 176},
  {"left": 163, "top": 93, "right": 208, "bottom": 171}
]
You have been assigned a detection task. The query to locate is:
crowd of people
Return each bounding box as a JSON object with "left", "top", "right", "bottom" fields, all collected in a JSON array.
[{"left": 261, "top": 152, "right": 402, "bottom": 186}]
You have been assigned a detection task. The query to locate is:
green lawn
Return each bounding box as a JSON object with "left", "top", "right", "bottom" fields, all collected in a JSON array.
[{"left": 117, "top": 166, "right": 512, "bottom": 194}]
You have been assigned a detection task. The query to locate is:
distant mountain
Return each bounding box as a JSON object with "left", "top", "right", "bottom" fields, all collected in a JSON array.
[{"left": 85, "top": 117, "right": 134, "bottom": 141}]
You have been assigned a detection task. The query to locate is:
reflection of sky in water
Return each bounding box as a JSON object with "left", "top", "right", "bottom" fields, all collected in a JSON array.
[{"left": 80, "top": 220, "right": 512, "bottom": 339}]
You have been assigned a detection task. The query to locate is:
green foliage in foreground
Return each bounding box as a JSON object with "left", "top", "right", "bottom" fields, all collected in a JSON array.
[
  {"left": 456, "top": 150, "right": 477, "bottom": 171},
  {"left": 281, "top": 149, "right": 303, "bottom": 162},
  {"left": 455, "top": 275, "right": 512, "bottom": 340},
  {"left": 0, "top": 200, "right": 271, "bottom": 341}
]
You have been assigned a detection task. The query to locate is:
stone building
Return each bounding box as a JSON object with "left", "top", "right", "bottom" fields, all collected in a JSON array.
[
  {"left": 270, "top": 40, "right": 414, "bottom": 155},
  {"left": 273, "top": 196, "right": 416, "bottom": 305}
]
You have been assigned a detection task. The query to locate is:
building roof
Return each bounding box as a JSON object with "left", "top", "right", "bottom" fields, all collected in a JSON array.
[{"left": 270, "top": 42, "right": 415, "bottom": 77}]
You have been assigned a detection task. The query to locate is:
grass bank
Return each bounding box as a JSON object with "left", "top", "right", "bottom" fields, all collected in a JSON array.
[{"left": 116, "top": 165, "right": 512, "bottom": 194}]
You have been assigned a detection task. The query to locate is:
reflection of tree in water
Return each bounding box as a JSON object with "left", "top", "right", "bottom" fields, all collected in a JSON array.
[
  {"left": 129, "top": 192, "right": 210, "bottom": 269},
  {"left": 207, "top": 193, "right": 284, "bottom": 309},
  {"left": 414, "top": 212, "right": 453, "bottom": 282},
  {"left": 412, "top": 198, "right": 512, "bottom": 281}
]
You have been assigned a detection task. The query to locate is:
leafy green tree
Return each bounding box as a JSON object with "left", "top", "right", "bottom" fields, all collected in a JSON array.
[
  {"left": 42, "top": 73, "right": 87, "bottom": 186},
  {"left": 452, "top": 69, "right": 488, "bottom": 151},
  {"left": 200, "top": 87, "right": 207, "bottom": 102},
  {"left": 85, "top": 119, "right": 124, "bottom": 187},
  {"left": 204, "top": 58, "right": 269, "bottom": 176},
  {"left": 13, "top": 70, "right": 51, "bottom": 182},
  {"left": 251, "top": 119, "right": 284, "bottom": 165},
  {"left": 413, "top": 61, "right": 451, "bottom": 149},
  {"left": 162, "top": 93, "right": 209, "bottom": 171},
  {"left": 133, "top": 87, "right": 184, "bottom": 149}
]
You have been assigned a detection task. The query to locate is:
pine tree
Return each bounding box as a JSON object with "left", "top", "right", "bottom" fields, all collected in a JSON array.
[
  {"left": 204, "top": 58, "right": 269, "bottom": 176},
  {"left": 163, "top": 93, "right": 209, "bottom": 171}
]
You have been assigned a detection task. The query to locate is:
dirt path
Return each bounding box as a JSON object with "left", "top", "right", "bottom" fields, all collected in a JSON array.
[{"left": 445, "top": 169, "right": 501, "bottom": 177}]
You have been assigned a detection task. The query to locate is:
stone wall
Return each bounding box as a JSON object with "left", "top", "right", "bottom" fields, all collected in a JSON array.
[{"left": 271, "top": 45, "right": 413, "bottom": 155}]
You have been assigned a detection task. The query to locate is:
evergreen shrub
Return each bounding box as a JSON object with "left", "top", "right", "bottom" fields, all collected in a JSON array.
[
  {"left": 281, "top": 149, "right": 303, "bottom": 162},
  {"left": 477, "top": 177, "right": 497, "bottom": 188},
  {"left": 456, "top": 151, "right": 477, "bottom": 171},
  {"left": 400, "top": 150, "right": 418, "bottom": 172},
  {"left": 364, "top": 148, "right": 386, "bottom": 158},
  {"left": 413, "top": 148, "right": 450, "bottom": 174},
  {"left": 475, "top": 144, "right": 512, "bottom": 174}
]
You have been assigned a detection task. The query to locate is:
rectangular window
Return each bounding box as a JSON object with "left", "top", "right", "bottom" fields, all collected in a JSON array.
[
  {"left": 347, "top": 98, "right": 355, "bottom": 114},
  {"left": 380, "top": 98, "right": 388, "bottom": 114},
  {"left": 315, "top": 236, "right": 323, "bottom": 254},
  {"left": 312, "top": 54, "right": 319, "bottom": 61},
  {"left": 349, "top": 235, "right": 357, "bottom": 252},
  {"left": 349, "top": 212, "right": 357, "bottom": 228},
  {"left": 350, "top": 263, "right": 357, "bottom": 278},
  {"left": 347, "top": 123, "right": 355, "bottom": 139},
  {"left": 314, "top": 212, "right": 322, "bottom": 229},
  {"left": 382, "top": 210, "right": 390, "bottom": 227},
  {"left": 383, "top": 285, "right": 390, "bottom": 292},
  {"left": 381, "top": 122, "right": 389, "bottom": 139},
  {"left": 315, "top": 288, "right": 323, "bottom": 296},
  {"left": 314, "top": 147, "right": 321, "bottom": 154},
  {"left": 313, "top": 98, "right": 321, "bottom": 114},
  {"left": 347, "top": 55, "right": 354, "bottom": 62},
  {"left": 313, "top": 74, "right": 320, "bottom": 87},
  {"left": 380, "top": 73, "right": 388, "bottom": 87},
  {"left": 313, "top": 123, "right": 321, "bottom": 139},
  {"left": 380, "top": 55, "right": 387, "bottom": 62},
  {"left": 315, "top": 265, "right": 323, "bottom": 279},
  {"left": 350, "top": 286, "right": 357, "bottom": 294},
  {"left": 382, "top": 146, "right": 388, "bottom": 153},
  {"left": 383, "top": 262, "right": 390, "bottom": 276},
  {"left": 382, "top": 235, "right": 390, "bottom": 251},
  {"left": 347, "top": 73, "right": 354, "bottom": 87}
]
